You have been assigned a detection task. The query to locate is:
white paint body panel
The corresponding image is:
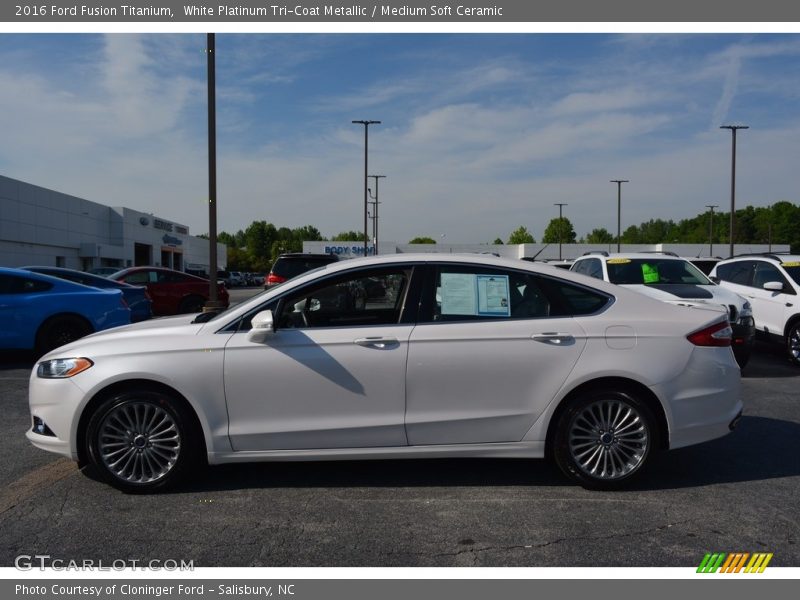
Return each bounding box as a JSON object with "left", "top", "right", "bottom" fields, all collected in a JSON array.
[{"left": 26, "top": 254, "right": 742, "bottom": 469}]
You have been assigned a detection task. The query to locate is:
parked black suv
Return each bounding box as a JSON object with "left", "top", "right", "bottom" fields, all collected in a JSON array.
[{"left": 265, "top": 253, "right": 340, "bottom": 287}]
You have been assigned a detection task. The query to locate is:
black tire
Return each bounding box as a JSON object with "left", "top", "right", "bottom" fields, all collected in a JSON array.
[
  {"left": 787, "top": 322, "right": 800, "bottom": 367},
  {"left": 178, "top": 295, "right": 205, "bottom": 314},
  {"left": 552, "top": 388, "right": 658, "bottom": 490},
  {"left": 84, "top": 389, "right": 202, "bottom": 493},
  {"left": 35, "top": 315, "right": 92, "bottom": 356}
]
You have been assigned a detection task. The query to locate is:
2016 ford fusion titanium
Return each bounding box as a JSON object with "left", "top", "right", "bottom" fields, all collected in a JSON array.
[{"left": 27, "top": 254, "right": 742, "bottom": 492}]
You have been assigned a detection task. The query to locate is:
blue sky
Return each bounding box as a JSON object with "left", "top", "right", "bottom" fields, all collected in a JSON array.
[{"left": 1, "top": 33, "right": 800, "bottom": 243}]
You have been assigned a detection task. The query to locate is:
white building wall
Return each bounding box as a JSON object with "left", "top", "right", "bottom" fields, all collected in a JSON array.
[{"left": 0, "top": 175, "right": 225, "bottom": 272}]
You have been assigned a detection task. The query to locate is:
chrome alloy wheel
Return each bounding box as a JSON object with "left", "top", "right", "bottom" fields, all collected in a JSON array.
[
  {"left": 567, "top": 399, "right": 649, "bottom": 480},
  {"left": 97, "top": 401, "right": 182, "bottom": 484}
]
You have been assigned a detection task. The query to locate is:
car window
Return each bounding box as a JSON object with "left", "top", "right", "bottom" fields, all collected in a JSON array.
[
  {"left": 581, "top": 258, "right": 603, "bottom": 279},
  {"left": 716, "top": 261, "right": 753, "bottom": 286},
  {"left": 122, "top": 271, "right": 150, "bottom": 285},
  {"left": 273, "top": 267, "right": 411, "bottom": 329},
  {"left": 424, "top": 265, "right": 610, "bottom": 323},
  {"left": 753, "top": 261, "right": 791, "bottom": 292},
  {"left": 782, "top": 262, "right": 800, "bottom": 286},
  {"left": 0, "top": 274, "right": 53, "bottom": 294},
  {"left": 272, "top": 257, "right": 336, "bottom": 279}
]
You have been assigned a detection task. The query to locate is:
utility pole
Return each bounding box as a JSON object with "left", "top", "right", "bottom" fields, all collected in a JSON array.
[
  {"left": 352, "top": 120, "right": 381, "bottom": 256},
  {"left": 610, "top": 180, "right": 629, "bottom": 252},
  {"left": 204, "top": 32, "right": 223, "bottom": 312},
  {"left": 554, "top": 203, "right": 568, "bottom": 260},
  {"left": 368, "top": 175, "right": 386, "bottom": 255},
  {"left": 720, "top": 125, "right": 748, "bottom": 258},
  {"left": 705, "top": 205, "right": 718, "bottom": 257}
]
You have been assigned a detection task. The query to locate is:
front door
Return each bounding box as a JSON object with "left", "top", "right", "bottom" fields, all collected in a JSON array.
[{"left": 223, "top": 265, "right": 417, "bottom": 451}]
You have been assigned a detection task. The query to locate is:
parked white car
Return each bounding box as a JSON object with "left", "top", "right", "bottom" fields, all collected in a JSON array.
[
  {"left": 27, "top": 254, "right": 741, "bottom": 493},
  {"left": 710, "top": 253, "right": 800, "bottom": 367},
  {"left": 570, "top": 252, "right": 755, "bottom": 368}
]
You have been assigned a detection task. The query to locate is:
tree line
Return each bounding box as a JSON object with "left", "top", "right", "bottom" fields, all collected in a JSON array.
[{"left": 205, "top": 201, "right": 799, "bottom": 271}]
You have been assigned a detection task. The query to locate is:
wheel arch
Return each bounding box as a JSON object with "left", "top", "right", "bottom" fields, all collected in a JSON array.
[
  {"left": 76, "top": 378, "right": 208, "bottom": 465},
  {"left": 544, "top": 376, "right": 670, "bottom": 458},
  {"left": 783, "top": 312, "right": 800, "bottom": 340}
]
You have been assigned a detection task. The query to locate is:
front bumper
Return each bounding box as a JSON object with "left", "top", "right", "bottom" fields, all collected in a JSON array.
[{"left": 26, "top": 374, "right": 86, "bottom": 461}]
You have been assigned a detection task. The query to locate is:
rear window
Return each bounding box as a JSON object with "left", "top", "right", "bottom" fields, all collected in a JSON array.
[{"left": 272, "top": 257, "right": 337, "bottom": 279}]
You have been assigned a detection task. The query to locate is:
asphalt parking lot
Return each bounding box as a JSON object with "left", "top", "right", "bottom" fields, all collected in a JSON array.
[{"left": 0, "top": 289, "right": 798, "bottom": 567}]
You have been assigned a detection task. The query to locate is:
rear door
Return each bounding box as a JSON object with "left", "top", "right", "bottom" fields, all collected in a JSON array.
[{"left": 404, "top": 264, "right": 609, "bottom": 446}]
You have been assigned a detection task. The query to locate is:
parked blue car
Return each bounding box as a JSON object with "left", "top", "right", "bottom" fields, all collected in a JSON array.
[
  {"left": 0, "top": 267, "right": 130, "bottom": 355},
  {"left": 22, "top": 266, "right": 153, "bottom": 323}
]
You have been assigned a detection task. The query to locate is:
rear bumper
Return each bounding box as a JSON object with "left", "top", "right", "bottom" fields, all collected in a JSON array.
[
  {"left": 732, "top": 317, "right": 755, "bottom": 346},
  {"left": 652, "top": 346, "right": 743, "bottom": 450}
]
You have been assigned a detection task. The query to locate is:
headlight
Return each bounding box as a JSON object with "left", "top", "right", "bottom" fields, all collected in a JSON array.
[
  {"left": 36, "top": 358, "right": 94, "bottom": 379},
  {"left": 740, "top": 301, "right": 752, "bottom": 318}
]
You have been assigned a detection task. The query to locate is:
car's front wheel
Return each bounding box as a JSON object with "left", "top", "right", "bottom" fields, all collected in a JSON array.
[
  {"left": 85, "top": 389, "right": 201, "bottom": 493},
  {"left": 552, "top": 388, "right": 657, "bottom": 490},
  {"left": 787, "top": 321, "right": 800, "bottom": 367}
]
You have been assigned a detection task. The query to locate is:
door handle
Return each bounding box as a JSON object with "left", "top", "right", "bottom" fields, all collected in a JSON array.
[
  {"left": 532, "top": 332, "right": 575, "bottom": 345},
  {"left": 354, "top": 337, "right": 398, "bottom": 349}
]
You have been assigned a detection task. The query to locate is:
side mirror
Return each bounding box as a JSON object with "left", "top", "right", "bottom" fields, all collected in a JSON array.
[
  {"left": 247, "top": 310, "right": 275, "bottom": 343},
  {"left": 763, "top": 281, "right": 784, "bottom": 292}
]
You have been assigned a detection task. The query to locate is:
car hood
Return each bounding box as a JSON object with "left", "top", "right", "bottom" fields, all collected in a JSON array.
[
  {"left": 39, "top": 314, "right": 205, "bottom": 360},
  {"left": 621, "top": 283, "right": 744, "bottom": 307}
]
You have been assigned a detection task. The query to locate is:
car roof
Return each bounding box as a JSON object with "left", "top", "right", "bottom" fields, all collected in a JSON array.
[
  {"left": 576, "top": 252, "right": 686, "bottom": 261},
  {"left": 276, "top": 253, "right": 339, "bottom": 260},
  {"left": 720, "top": 253, "right": 800, "bottom": 264},
  {"left": 0, "top": 266, "right": 107, "bottom": 291}
]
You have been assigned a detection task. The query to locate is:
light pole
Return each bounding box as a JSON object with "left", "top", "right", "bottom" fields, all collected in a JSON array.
[
  {"left": 368, "top": 175, "right": 386, "bottom": 255},
  {"left": 204, "top": 32, "right": 223, "bottom": 312},
  {"left": 352, "top": 120, "right": 381, "bottom": 256},
  {"left": 720, "top": 124, "right": 748, "bottom": 258},
  {"left": 705, "top": 204, "right": 718, "bottom": 257},
  {"left": 554, "top": 203, "right": 568, "bottom": 260},
  {"left": 610, "top": 180, "right": 628, "bottom": 252}
]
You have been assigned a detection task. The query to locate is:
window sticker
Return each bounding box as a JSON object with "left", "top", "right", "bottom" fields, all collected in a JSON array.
[
  {"left": 477, "top": 275, "right": 510, "bottom": 316},
  {"left": 782, "top": 261, "right": 800, "bottom": 267},
  {"left": 641, "top": 263, "right": 660, "bottom": 284},
  {"left": 607, "top": 258, "right": 631, "bottom": 264},
  {"left": 440, "top": 273, "right": 477, "bottom": 315}
]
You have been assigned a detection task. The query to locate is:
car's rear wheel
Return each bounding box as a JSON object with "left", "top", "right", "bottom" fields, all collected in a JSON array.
[
  {"left": 85, "top": 389, "right": 200, "bottom": 493},
  {"left": 787, "top": 322, "right": 800, "bottom": 367},
  {"left": 35, "top": 315, "right": 92, "bottom": 356},
  {"left": 178, "top": 295, "right": 205, "bottom": 314},
  {"left": 553, "top": 389, "right": 657, "bottom": 490}
]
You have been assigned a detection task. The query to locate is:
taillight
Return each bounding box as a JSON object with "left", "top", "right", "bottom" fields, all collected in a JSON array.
[
  {"left": 267, "top": 274, "right": 286, "bottom": 286},
  {"left": 687, "top": 320, "right": 733, "bottom": 347}
]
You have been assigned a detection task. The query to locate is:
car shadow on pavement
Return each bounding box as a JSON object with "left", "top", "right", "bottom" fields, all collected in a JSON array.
[
  {"left": 169, "top": 415, "right": 800, "bottom": 494},
  {"left": 742, "top": 341, "right": 798, "bottom": 378}
]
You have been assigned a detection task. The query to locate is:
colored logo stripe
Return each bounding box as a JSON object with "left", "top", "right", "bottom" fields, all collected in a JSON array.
[{"left": 697, "top": 552, "right": 773, "bottom": 573}]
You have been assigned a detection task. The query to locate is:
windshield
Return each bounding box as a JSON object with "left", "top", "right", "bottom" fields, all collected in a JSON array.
[
  {"left": 606, "top": 258, "right": 711, "bottom": 286},
  {"left": 783, "top": 264, "right": 800, "bottom": 285}
]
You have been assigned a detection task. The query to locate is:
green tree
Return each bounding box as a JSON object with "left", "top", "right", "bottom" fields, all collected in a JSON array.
[
  {"left": 492, "top": 238, "right": 504, "bottom": 245},
  {"left": 542, "top": 217, "right": 577, "bottom": 244},
  {"left": 585, "top": 228, "right": 614, "bottom": 244},
  {"left": 409, "top": 236, "right": 437, "bottom": 244},
  {"left": 330, "top": 231, "right": 367, "bottom": 242},
  {"left": 507, "top": 226, "right": 535, "bottom": 244}
]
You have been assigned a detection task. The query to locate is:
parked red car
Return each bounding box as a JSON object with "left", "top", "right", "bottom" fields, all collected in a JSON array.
[{"left": 110, "top": 267, "right": 229, "bottom": 316}]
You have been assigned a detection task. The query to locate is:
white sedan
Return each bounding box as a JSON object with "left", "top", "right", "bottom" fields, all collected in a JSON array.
[{"left": 27, "top": 254, "right": 742, "bottom": 492}]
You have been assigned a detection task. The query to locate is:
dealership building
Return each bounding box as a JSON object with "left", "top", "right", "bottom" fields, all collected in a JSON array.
[{"left": 0, "top": 175, "right": 225, "bottom": 274}]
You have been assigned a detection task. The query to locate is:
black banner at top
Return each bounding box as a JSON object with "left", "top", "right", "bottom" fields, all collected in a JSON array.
[{"left": 4, "top": 0, "right": 800, "bottom": 23}]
